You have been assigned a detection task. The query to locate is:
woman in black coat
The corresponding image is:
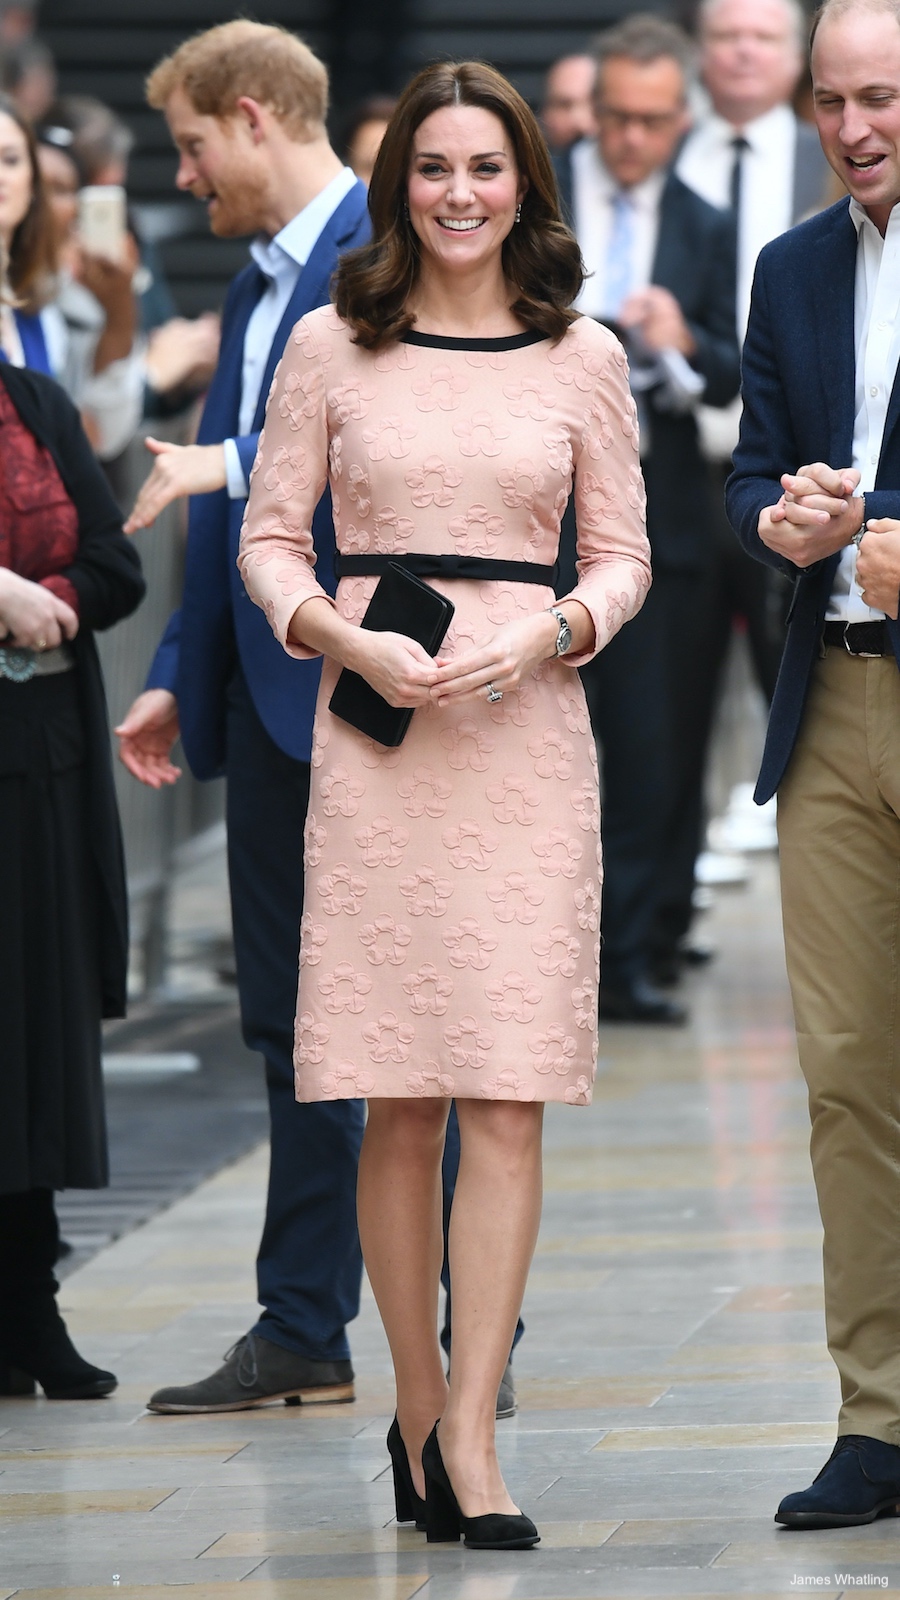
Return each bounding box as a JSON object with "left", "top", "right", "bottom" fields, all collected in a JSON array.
[{"left": 0, "top": 359, "right": 144, "bottom": 1399}]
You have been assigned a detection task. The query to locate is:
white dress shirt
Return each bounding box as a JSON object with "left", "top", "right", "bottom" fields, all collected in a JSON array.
[
  {"left": 223, "top": 166, "right": 357, "bottom": 499},
  {"left": 570, "top": 140, "right": 665, "bottom": 321},
  {"left": 677, "top": 104, "right": 796, "bottom": 338},
  {"left": 826, "top": 200, "right": 900, "bottom": 622}
]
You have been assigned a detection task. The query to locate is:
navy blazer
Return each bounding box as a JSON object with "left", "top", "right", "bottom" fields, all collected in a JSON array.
[
  {"left": 556, "top": 146, "right": 739, "bottom": 572},
  {"left": 727, "top": 197, "right": 900, "bottom": 804},
  {"left": 146, "top": 180, "right": 371, "bottom": 778}
]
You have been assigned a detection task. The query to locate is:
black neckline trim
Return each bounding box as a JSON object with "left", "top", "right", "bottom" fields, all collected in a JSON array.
[{"left": 400, "top": 329, "right": 547, "bottom": 351}]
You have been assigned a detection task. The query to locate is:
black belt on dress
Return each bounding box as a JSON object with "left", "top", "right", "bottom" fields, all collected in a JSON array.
[
  {"left": 334, "top": 552, "right": 558, "bottom": 585},
  {"left": 822, "top": 621, "right": 888, "bottom": 657}
]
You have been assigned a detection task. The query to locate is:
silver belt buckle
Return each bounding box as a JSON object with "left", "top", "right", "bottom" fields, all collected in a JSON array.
[{"left": 843, "top": 622, "right": 880, "bottom": 658}]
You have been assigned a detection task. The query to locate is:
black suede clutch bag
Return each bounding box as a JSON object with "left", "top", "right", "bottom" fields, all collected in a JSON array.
[{"left": 328, "top": 561, "right": 455, "bottom": 747}]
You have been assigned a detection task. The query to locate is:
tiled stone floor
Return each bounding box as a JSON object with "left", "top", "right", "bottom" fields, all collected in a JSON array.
[{"left": 3, "top": 856, "right": 899, "bottom": 1598}]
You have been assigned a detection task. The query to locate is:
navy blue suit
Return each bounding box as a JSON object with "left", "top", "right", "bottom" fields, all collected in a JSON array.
[
  {"left": 146, "top": 184, "right": 370, "bottom": 1363},
  {"left": 727, "top": 197, "right": 900, "bottom": 804}
]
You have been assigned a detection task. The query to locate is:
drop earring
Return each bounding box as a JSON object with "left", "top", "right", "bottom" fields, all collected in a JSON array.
[{"left": 515, "top": 203, "right": 522, "bottom": 224}]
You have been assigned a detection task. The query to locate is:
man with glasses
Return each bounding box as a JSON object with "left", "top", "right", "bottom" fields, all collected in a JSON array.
[{"left": 555, "top": 14, "right": 740, "bottom": 1024}]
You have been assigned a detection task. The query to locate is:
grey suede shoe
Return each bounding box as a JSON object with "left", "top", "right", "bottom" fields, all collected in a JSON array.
[
  {"left": 496, "top": 1360, "right": 517, "bottom": 1419},
  {"left": 146, "top": 1331, "right": 355, "bottom": 1413}
]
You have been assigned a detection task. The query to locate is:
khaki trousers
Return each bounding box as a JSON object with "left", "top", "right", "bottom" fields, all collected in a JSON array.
[{"left": 778, "top": 646, "right": 900, "bottom": 1443}]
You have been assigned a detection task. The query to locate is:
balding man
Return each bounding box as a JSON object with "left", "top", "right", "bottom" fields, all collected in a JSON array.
[{"left": 728, "top": 0, "right": 900, "bottom": 1526}]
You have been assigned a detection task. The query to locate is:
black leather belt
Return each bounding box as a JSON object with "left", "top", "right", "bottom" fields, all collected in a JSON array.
[
  {"left": 822, "top": 621, "right": 887, "bottom": 656},
  {"left": 334, "top": 552, "right": 558, "bottom": 585}
]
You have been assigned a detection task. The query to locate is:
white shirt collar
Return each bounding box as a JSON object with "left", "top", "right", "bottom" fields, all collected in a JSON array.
[
  {"left": 848, "top": 196, "right": 900, "bottom": 242},
  {"left": 250, "top": 166, "right": 357, "bottom": 279},
  {"left": 691, "top": 101, "right": 795, "bottom": 155},
  {"left": 574, "top": 140, "right": 667, "bottom": 213}
]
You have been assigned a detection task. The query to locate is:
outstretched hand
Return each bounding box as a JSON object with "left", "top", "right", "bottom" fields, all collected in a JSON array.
[
  {"left": 115, "top": 689, "right": 182, "bottom": 788},
  {"left": 124, "top": 439, "right": 226, "bottom": 534}
]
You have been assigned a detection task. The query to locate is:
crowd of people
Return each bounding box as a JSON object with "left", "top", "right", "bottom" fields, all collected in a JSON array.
[{"left": 5, "top": 0, "right": 900, "bottom": 1550}]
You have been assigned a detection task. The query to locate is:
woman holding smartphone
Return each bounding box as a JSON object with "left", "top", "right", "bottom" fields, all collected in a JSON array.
[{"left": 240, "top": 61, "right": 650, "bottom": 1548}]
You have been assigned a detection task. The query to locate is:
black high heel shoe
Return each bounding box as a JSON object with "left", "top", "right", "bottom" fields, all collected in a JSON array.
[
  {"left": 387, "top": 1415, "right": 427, "bottom": 1529},
  {"left": 421, "top": 1423, "right": 540, "bottom": 1549}
]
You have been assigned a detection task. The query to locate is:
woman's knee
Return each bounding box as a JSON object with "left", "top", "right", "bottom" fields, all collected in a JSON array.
[
  {"left": 456, "top": 1099, "right": 544, "bottom": 1166},
  {"left": 365, "top": 1096, "right": 450, "bottom": 1151}
]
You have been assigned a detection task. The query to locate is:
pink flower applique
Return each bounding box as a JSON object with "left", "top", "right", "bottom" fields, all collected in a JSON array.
[
  {"left": 338, "top": 577, "right": 372, "bottom": 625},
  {"left": 444, "top": 1015, "right": 494, "bottom": 1070},
  {"left": 485, "top": 774, "right": 540, "bottom": 825},
  {"left": 299, "top": 912, "right": 327, "bottom": 967},
  {"left": 412, "top": 364, "right": 469, "bottom": 411},
  {"left": 503, "top": 377, "right": 554, "bottom": 420},
  {"left": 406, "top": 1066, "right": 456, "bottom": 1097},
  {"left": 452, "top": 411, "right": 509, "bottom": 458},
  {"left": 487, "top": 872, "right": 544, "bottom": 925},
  {"left": 480, "top": 1070, "right": 536, "bottom": 1101},
  {"left": 359, "top": 914, "right": 412, "bottom": 967},
  {"left": 528, "top": 727, "right": 575, "bottom": 781},
  {"left": 359, "top": 737, "right": 403, "bottom": 769},
  {"left": 319, "top": 1062, "right": 376, "bottom": 1099},
  {"left": 491, "top": 675, "right": 538, "bottom": 729},
  {"left": 464, "top": 349, "right": 507, "bottom": 370},
  {"left": 572, "top": 976, "right": 598, "bottom": 1031},
  {"left": 565, "top": 1076, "right": 593, "bottom": 1106},
  {"left": 278, "top": 368, "right": 321, "bottom": 430},
  {"left": 362, "top": 414, "right": 416, "bottom": 460},
  {"left": 484, "top": 971, "right": 541, "bottom": 1023},
  {"left": 294, "top": 1011, "right": 330, "bottom": 1065},
  {"left": 318, "top": 962, "right": 373, "bottom": 1014},
  {"left": 627, "top": 463, "right": 647, "bottom": 515},
  {"left": 557, "top": 687, "right": 589, "bottom": 736},
  {"left": 605, "top": 591, "right": 633, "bottom": 638},
  {"left": 317, "top": 864, "right": 368, "bottom": 916},
  {"left": 346, "top": 463, "right": 371, "bottom": 517},
  {"left": 405, "top": 457, "right": 462, "bottom": 508},
  {"left": 397, "top": 765, "right": 453, "bottom": 819},
  {"left": 574, "top": 878, "right": 600, "bottom": 933},
  {"left": 354, "top": 815, "right": 409, "bottom": 869},
  {"left": 291, "top": 319, "right": 332, "bottom": 361},
  {"left": 310, "top": 721, "right": 329, "bottom": 768},
  {"left": 327, "top": 378, "right": 377, "bottom": 423},
  {"left": 328, "top": 436, "right": 343, "bottom": 480},
  {"left": 529, "top": 1025, "right": 577, "bottom": 1074},
  {"left": 319, "top": 764, "right": 366, "bottom": 818},
  {"left": 441, "top": 917, "right": 498, "bottom": 970},
  {"left": 440, "top": 720, "right": 494, "bottom": 772},
  {"left": 373, "top": 505, "right": 414, "bottom": 553},
  {"left": 263, "top": 444, "right": 311, "bottom": 502},
  {"left": 532, "top": 926, "right": 581, "bottom": 978},
  {"left": 374, "top": 341, "right": 416, "bottom": 372},
  {"left": 583, "top": 395, "right": 613, "bottom": 455},
  {"left": 399, "top": 866, "right": 454, "bottom": 917},
  {"left": 304, "top": 813, "right": 327, "bottom": 867},
  {"left": 447, "top": 504, "right": 505, "bottom": 556},
  {"left": 498, "top": 459, "right": 545, "bottom": 511},
  {"left": 533, "top": 828, "right": 582, "bottom": 878},
  {"left": 571, "top": 780, "right": 600, "bottom": 834},
  {"left": 580, "top": 472, "right": 622, "bottom": 523},
  {"left": 342, "top": 523, "right": 371, "bottom": 555},
  {"left": 548, "top": 344, "right": 606, "bottom": 391},
  {"left": 402, "top": 963, "right": 454, "bottom": 1016},
  {"left": 442, "top": 819, "right": 499, "bottom": 872},
  {"left": 480, "top": 583, "right": 531, "bottom": 627},
  {"left": 363, "top": 1010, "right": 415, "bottom": 1064},
  {"left": 622, "top": 395, "right": 641, "bottom": 451},
  {"left": 542, "top": 426, "right": 573, "bottom": 475}
]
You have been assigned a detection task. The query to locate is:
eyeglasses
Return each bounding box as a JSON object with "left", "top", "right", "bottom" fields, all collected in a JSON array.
[{"left": 595, "top": 105, "right": 683, "bottom": 133}]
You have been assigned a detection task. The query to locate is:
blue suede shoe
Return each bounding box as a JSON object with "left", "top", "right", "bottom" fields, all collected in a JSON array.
[{"left": 776, "top": 1435, "right": 900, "bottom": 1529}]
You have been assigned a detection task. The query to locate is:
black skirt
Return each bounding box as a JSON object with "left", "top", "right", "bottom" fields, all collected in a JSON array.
[{"left": 0, "top": 670, "right": 108, "bottom": 1193}]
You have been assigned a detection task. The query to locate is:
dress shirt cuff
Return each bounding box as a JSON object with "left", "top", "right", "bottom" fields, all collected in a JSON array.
[{"left": 223, "top": 438, "right": 248, "bottom": 501}]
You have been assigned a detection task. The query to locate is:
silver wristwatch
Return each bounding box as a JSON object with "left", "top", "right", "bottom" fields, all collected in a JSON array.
[{"left": 548, "top": 607, "right": 572, "bottom": 657}]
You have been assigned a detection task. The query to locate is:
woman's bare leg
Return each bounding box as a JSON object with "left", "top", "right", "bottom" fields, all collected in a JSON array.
[
  {"left": 438, "top": 1098, "right": 544, "bottom": 1516},
  {"left": 357, "top": 1097, "right": 450, "bottom": 1497}
]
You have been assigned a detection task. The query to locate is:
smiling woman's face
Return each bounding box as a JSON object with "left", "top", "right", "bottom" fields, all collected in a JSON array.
[{"left": 406, "top": 104, "right": 524, "bottom": 278}]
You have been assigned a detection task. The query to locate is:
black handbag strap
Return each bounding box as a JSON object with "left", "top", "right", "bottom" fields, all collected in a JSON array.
[{"left": 334, "top": 552, "right": 558, "bottom": 586}]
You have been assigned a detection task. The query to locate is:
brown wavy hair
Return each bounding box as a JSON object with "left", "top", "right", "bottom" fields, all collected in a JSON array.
[
  {"left": 334, "top": 60, "right": 584, "bottom": 349},
  {"left": 0, "top": 94, "right": 56, "bottom": 312}
]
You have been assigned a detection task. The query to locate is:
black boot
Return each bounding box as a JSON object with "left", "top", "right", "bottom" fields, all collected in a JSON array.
[{"left": 0, "top": 1188, "right": 116, "bottom": 1399}]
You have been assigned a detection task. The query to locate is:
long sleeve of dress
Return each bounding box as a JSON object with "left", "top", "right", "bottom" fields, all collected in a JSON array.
[
  {"left": 239, "top": 318, "right": 334, "bottom": 661},
  {"left": 556, "top": 337, "right": 651, "bottom": 666}
]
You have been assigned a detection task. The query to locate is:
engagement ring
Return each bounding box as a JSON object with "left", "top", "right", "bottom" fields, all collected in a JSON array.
[{"left": 486, "top": 683, "right": 503, "bottom": 703}]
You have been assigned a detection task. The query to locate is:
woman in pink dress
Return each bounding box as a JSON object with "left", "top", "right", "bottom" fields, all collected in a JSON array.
[{"left": 240, "top": 61, "right": 650, "bottom": 1550}]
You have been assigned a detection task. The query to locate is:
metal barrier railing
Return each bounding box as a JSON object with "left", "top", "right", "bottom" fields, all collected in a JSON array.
[{"left": 98, "top": 420, "right": 225, "bottom": 995}]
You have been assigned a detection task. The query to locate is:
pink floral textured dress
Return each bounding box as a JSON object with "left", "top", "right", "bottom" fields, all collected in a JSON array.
[{"left": 239, "top": 307, "right": 650, "bottom": 1105}]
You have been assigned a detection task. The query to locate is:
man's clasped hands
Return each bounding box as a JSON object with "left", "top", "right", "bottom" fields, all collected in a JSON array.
[{"left": 759, "top": 461, "right": 900, "bottom": 617}]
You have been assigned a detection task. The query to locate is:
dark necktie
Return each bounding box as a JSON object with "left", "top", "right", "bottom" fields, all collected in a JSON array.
[{"left": 729, "top": 134, "right": 749, "bottom": 217}]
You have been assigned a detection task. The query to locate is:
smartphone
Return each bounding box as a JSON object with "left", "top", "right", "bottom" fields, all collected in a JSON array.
[{"left": 77, "top": 185, "right": 127, "bottom": 262}]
